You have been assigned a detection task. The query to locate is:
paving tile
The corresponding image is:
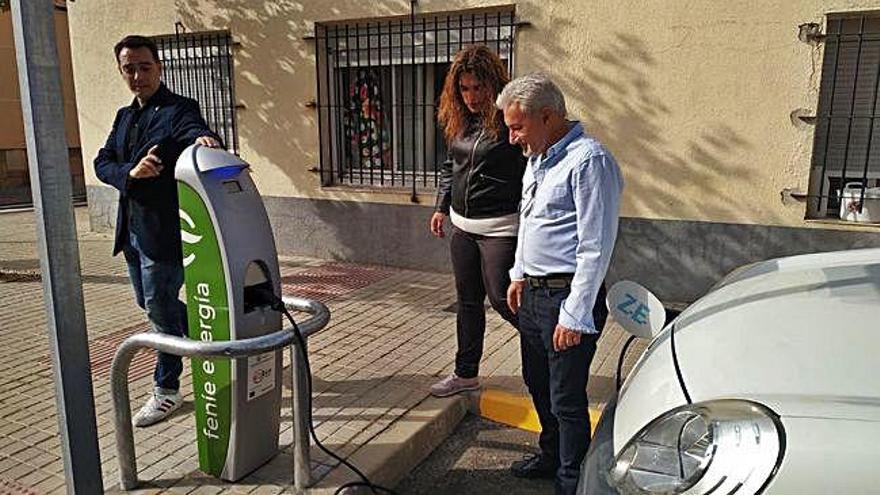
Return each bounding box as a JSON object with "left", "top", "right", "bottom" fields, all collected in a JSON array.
[
  {"left": 32, "top": 475, "right": 65, "bottom": 493},
  {"left": 15, "top": 468, "right": 54, "bottom": 489},
  {"left": 1, "top": 462, "right": 36, "bottom": 481}
]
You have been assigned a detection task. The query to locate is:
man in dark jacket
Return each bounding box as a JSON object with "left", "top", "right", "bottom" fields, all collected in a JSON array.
[{"left": 94, "top": 35, "right": 220, "bottom": 427}]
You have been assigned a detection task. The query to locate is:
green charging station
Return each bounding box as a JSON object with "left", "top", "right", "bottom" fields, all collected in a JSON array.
[{"left": 176, "top": 144, "right": 283, "bottom": 481}]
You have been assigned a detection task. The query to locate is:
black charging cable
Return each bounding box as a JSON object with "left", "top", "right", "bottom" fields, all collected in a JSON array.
[
  {"left": 614, "top": 307, "right": 683, "bottom": 392},
  {"left": 260, "top": 291, "right": 398, "bottom": 495},
  {"left": 615, "top": 335, "right": 637, "bottom": 392}
]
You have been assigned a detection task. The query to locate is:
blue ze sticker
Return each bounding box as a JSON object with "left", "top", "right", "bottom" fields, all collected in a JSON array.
[
  {"left": 607, "top": 281, "right": 665, "bottom": 339},
  {"left": 616, "top": 293, "right": 650, "bottom": 326}
]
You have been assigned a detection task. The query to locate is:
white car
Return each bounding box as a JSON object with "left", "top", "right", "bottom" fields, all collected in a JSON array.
[{"left": 579, "top": 248, "right": 880, "bottom": 495}]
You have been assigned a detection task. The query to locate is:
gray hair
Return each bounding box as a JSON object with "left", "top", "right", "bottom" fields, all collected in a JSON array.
[{"left": 495, "top": 72, "right": 566, "bottom": 116}]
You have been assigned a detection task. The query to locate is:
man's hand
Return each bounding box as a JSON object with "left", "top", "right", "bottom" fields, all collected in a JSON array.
[
  {"left": 430, "top": 212, "right": 447, "bottom": 238},
  {"left": 507, "top": 280, "right": 524, "bottom": 314},
  {"left": 553, "top": 324, "right": 582, "bottom": 352},
  {"left": 129, "top": 145, "right": 163, "bottom": 179},
  {"left": 195, "top": 135, "right": 221, "bottom": 148}
]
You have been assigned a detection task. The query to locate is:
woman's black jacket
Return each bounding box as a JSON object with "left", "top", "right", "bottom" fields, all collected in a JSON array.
[{"left": 434, "top": 121, "right": 526, "bottom": 219}]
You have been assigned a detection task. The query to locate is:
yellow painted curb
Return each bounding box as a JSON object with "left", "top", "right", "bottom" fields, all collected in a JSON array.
[{"left": 478, "top": 389, "right": 602, "bottom": 434}]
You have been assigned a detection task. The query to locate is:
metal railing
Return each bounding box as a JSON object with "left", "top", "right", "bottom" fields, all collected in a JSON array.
[
  {"left": 809, "top": 13, "right": 880, "bottom": 218},
  {"left": 314, "top": 5, "right": 519, "bottom": 196},
  {"left": 152, "top": 28, "right": 239, "bottom": 154},
  {"left": 111, "top": 296, "right": 330, "bottom": 491}
]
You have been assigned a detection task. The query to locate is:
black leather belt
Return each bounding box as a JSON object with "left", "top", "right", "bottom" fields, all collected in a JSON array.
[{"left": 524, "top": 274, "right": 574, "bottom": 289}]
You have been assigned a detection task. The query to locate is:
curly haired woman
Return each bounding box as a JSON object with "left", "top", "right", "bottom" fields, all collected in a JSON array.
[{"left": 429, "top": 45, "right": 526, "bottom": 397}]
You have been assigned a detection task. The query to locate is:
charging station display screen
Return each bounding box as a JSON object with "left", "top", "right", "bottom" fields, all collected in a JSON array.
[{"left": 222, "top": 180, "right": 242, "bottom": 193}]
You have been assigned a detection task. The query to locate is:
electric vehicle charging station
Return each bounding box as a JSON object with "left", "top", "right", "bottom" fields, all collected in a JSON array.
[
  {"left": 175, "top": 144, "right": 283, "bottom": 481},
  {"left": 111, "top": 145, "right": 384, "bottom": 492}
]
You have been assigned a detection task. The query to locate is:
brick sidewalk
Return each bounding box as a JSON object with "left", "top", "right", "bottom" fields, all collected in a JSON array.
[{"left": 0, "top": 208, "right": 642, "bottom": 494}]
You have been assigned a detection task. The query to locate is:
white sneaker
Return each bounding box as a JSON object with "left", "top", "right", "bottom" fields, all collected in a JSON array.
[{"left": 133, "top": 390, "right": 182, "bottom": 427}]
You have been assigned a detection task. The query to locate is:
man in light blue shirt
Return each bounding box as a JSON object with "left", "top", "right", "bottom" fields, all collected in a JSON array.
[{"left": 497, "top": 73, "right": 623, "bottom": 495}]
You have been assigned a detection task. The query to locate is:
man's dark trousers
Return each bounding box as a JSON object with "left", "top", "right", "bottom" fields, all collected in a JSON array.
[{"left": 518, "top": 283, "right": 607, "bottom": 495}]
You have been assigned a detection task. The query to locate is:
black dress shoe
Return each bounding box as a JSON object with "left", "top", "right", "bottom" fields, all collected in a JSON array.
[{"left": 510, "top": 453, "right": 558, "bottom": 479}]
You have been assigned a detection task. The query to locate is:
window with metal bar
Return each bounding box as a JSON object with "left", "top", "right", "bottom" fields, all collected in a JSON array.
[
  {"left": 151, "top": 30, "right": 239, "bottom": 154},
  {"left": 808, "top": 13, "right": 880, "bottom": 220},
  {"left": 314, "top": 6, "right": 518, "bottom": 194}
]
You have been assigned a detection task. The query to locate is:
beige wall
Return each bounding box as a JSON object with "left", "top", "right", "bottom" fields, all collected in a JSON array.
[
  {"left": 66, "top": 0, "right": 176, "bottom": 181},
  {"left": 68, "top": 0, "right": 880, "bottom": 229},
  {"left": 0, "top": 7, "right": 80, "bottom": 149}
]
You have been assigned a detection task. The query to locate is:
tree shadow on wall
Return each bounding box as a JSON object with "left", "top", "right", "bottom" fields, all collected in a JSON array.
[{"left": 518, "top": 9, "right": 797, "bottom": 298}]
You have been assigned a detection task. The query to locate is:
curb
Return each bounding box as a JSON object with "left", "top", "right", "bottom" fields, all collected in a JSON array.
[
  {"left": 310, "top": 388, "right": 603, "bottom": 493},
  {"left": 310, "top": 394, "right": 469, "bottom": 494},
  {"left": 471, "top": 388, "right": 603, "bottom": 434}
]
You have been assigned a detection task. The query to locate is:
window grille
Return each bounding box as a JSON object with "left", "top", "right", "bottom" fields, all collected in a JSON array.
[
  {"left": 314, "top": 6, "right": 518, "bottom": 195},
  {"left": 151, "top": 30, "right": 239, "bottom": 154},
  {"left": 809, "top": 13, "right": 880, "bottom": 218}
]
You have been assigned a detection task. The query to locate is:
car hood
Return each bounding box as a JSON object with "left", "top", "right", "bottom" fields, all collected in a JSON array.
[{"left": 672, "top": 248, "right": 880, "bottom": 421}]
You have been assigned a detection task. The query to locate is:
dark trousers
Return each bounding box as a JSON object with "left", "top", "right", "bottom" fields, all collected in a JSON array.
[
  {"left": 450, "top": 227, "right": 518, "bottom": 379},
  {"left": 518, "top": 282, "right": 607, "bottom": 495},
  {"left": 122, "top": 233, "right": 187, "bottom": 391}
]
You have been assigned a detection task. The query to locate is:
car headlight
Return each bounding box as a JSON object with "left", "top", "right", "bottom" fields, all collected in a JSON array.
[{"left": 609, "top": 400, "right": 784, "bottom": 495}]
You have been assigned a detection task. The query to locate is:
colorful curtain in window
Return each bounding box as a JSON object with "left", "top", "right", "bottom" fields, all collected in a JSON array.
[{"left": 345, "top": 69, "right": 391, "bottom": 169}]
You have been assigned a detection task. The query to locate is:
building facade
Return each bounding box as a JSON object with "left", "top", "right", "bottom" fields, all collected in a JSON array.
[
  {"left": 68, "top": 1, "right": 880, "bottom": 302},
  {"left": 0, "top": 1, "right": 83, "bottom": 207}
]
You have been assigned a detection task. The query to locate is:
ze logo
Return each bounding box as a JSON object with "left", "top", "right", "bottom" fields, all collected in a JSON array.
[
  {"left": 179, "top": 208, "right": 203, "bottom": 268},
  {"left": 617, "top": 293, "right": 650, "bottom": 326}
]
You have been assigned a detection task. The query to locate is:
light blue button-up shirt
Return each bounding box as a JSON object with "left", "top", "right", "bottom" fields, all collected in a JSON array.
[{"left": 510, "top": 121, "right": 623, "bottom": 333}]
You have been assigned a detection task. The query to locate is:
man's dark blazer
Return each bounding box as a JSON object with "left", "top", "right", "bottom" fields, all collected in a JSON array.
[{"left": 94, "top": 84, "right": 220, "bottom": 262}]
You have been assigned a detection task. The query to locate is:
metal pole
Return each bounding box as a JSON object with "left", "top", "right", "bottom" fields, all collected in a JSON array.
[
  {"left": 111, "top": 344, "right": 139, "bottom": 490},
  {"left": 9, "top": 1, "right": 103, "bottom": 493},
  {"left": 292, "top": 338, "right": 311, "bottom": 490}
]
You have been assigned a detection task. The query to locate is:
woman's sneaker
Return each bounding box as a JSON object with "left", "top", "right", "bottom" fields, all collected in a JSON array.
[
  {"left": 133, "top": 389, "right": 182, "bottom": 427},
  {"left": 429, "top": 374, "right": 480, "bottom": 397}
]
